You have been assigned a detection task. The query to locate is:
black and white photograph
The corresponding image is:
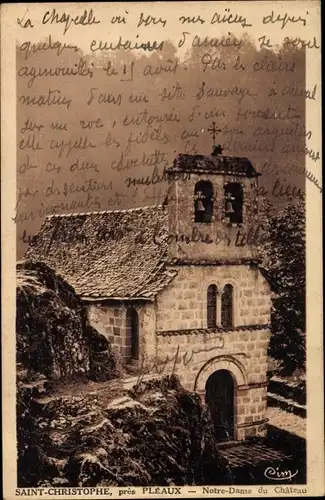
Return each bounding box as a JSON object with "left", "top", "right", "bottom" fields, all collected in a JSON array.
[{"left": 1, "top": 1, "right": 323, "bottom": 498}]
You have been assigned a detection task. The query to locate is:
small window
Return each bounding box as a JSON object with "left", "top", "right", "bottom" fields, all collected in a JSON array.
[
  {"left": 207, "top": 284, "right": 217, "bottom": 328},
  {"left": 194, "top": 181, "right": 214, "bottom": 223},
  {"left": 221, "top": 284, "right": 233, "bottom": 328},
  {"left": 224, "top": 183, "right": 243, "bottom": 224}
]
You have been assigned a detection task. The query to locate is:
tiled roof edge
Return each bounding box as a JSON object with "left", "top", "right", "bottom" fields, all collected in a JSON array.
[
  {"left": 157, "top": 324, "right": 271, "bottom": 336},
  {"left": 24, "top": 215, "right": 51, "bottom": 257},
  {"left": 80, "top": 295, "right": 155, "bottom": 302},
  {"left": 80, "top": 268, "right": 178, "bottom": 302},
  {"left": 46, "top": 204, "right": 165, "bottom": 218},
  {"left": 173, "top": 154, "right": 254, "bottom": 162},
  {"left": 167, "top": 168, "right": 260, "bottom": 177}
]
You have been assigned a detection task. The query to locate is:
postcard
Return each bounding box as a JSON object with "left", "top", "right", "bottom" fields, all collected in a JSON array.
[{"left": 1, "top": 1, "right": 324, "bottom": 498}]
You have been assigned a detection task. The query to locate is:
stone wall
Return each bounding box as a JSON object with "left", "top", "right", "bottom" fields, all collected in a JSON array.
[
  {"left": 86, "top": 303, "right": 125, "bottom": 357},
  {"left": 156, "top": 264, "right": 271, "bottom": 331},
  {"left": 154, "top": 329, "right": 269, "bottom": 389},
  {"left": 85, "top": 301, "right": 156, "bottom": 363},
  {"left": 167, "top": 173, "right": 261, "bottom": 262},
  {"left": 154, "top": 328, "right": 270, "bottom": 440},
  {"left": 236, "top": 385, "right": 268, "bottom": 441},
  {"left": 154, "top": 263, "right": 271, "bottom": 440}
]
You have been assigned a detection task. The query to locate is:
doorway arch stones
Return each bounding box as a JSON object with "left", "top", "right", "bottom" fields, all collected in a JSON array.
[{"left": 194, "top": 355, "right": 248, "bottom": 392}]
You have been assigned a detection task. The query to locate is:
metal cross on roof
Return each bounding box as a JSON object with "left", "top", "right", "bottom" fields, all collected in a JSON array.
[{"left": 207, "top": 121, "right": 222, "bottom": 144}]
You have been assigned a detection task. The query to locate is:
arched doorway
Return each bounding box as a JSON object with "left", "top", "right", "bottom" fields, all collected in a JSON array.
[
  {"left": 205, "top": 369, "right": 235, "bottom": 442},
  {"left": 126, "top": 308, "right": 139, "bottom": 361}
]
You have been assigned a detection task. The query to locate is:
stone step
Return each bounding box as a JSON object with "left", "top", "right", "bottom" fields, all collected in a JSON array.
[
  {"left": 268, "top": 378, "right": 306, "bottom": 405},
  {"left": 219, "top": 441, "right": 293, "bottom": 469},
  {"left": 267, "top": 392, "right": 306, "bottom": 418}
]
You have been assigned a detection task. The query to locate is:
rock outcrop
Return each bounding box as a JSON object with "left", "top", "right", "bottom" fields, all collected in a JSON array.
[
  {"left": 16, "top": 260, "right": 118, "bottom": 382},
  {"left": 17, "top": 375, "right": 233, "bottom": 487}
]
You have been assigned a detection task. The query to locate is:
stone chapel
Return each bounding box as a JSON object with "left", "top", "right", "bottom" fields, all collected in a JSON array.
[{"left": 26, "top": 150, "right": 272, "bottom": 443}]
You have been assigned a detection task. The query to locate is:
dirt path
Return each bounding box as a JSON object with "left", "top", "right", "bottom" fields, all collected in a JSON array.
[{"left": 267, "top": 407, "right": 306, "bottom": 439}]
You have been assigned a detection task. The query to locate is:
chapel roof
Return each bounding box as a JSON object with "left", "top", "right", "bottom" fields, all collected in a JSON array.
[
  {"left": 168, "top": 153, "right": 260, "bottom": 177},
  {"left": 25, "top": 205, "right": 176, "bottom": 301}
]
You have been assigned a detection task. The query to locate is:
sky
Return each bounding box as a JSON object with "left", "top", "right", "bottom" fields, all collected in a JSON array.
[{"left": 6, "top": 1, "right": 321, "bottom": 256}]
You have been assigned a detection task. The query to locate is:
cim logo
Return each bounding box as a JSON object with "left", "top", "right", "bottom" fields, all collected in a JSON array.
[{"left": 264, "top": 466, "right": 299, "bottom": 481}]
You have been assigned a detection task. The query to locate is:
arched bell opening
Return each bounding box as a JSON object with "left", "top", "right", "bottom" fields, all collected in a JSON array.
[
  {"left": 194, "top": 180, "right": 214, "bottom": 223},
  {"left": 224, "top": 183, "right": 244, "bottom": 224}
]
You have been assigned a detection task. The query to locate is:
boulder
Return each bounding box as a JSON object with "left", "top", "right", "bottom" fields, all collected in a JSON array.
[
  {"left": 16, "top": 260, "right": 89, "bottom": 379},
  {"left": 16, "top": 260, "right": 118, "bottom": 381},
  {"left": 18, "top": 375, "right": 233, "bottom": 487}
]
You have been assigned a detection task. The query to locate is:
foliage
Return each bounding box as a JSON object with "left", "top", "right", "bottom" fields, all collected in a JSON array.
[
  {"left": 17, "top": 383, "right": 59, "bottom": 486},
  {"left": 261, "top": 200, "right": 306, "bottom": 374},
  {"left": 86, "top": 325, "right": 120, "bottom": 382}
]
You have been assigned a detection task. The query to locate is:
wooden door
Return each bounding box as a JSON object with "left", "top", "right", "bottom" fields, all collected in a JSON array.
[
  {"left": 126, "top": 307, "right": 139, "bottom": 361},
  {"left": 205, "top": 369, "right": 235, "bottom": 442},
  {"left": 130, "top": 308, "right": 139, "bottom": 360}
]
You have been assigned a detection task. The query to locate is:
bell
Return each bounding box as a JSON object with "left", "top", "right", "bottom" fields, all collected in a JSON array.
[
  {"left": 196, "top": 200, "right": 205, "bottom": 211},
  {"left": 225, "top": 201, "right": 235, "bottom": 214}
]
